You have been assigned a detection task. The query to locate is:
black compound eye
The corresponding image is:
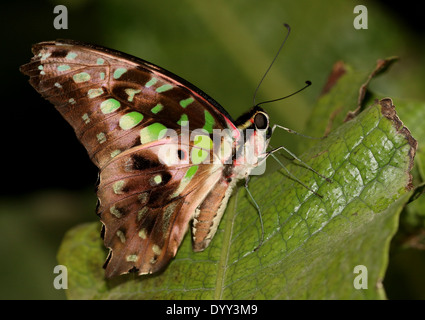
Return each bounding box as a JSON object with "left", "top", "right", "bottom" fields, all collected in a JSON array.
[
  {"left": 254, "top": 112, "right": 269, "bottom": 130},
  {"left": 177, "top": 149, "right": 186, "bottom": 160}
]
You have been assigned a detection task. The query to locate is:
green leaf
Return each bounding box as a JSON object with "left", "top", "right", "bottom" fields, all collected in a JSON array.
[{"left": 58, "top": 94, "right": 417, "bottom": 299}]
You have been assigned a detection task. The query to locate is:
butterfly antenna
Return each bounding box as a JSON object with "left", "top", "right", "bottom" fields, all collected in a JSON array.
[
  {"left": 256, "top": 80, "right": 311, "bottom": 107},
  {"left": 252, "top": 23, "right": 291, "bottom": 107}
]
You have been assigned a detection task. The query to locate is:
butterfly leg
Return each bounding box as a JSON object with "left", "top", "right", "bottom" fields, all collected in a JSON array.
[
  {"left": 272, "top": 124, "right": 323, "bottom": 140},
  {"left": 267, "top": 144, "right": 331, "bottom": 183},
  {"left": 271, "top": 124, "right": 331, "bottom": 182},
  {"left": 244, "top": 176, "right": 264, "bottom": 251},
  {"left": 266, "top": 150, "right": 323, "bottom": 198}
]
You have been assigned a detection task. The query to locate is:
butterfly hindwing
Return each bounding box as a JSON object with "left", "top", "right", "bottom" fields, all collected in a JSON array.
[{"left": 98, "top": 137, "right": 224, "bottom": 276}]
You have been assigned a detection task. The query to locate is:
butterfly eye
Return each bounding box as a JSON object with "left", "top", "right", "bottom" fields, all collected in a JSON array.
[
  {"left": 254, "top": 112, "right": 269, "bottom": 130},
  {"left": 177, "top": 149, "right": 186, "bottom": 160}
]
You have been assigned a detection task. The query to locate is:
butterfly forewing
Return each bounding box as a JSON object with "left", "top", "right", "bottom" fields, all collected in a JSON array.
[
  {"left": 20, "top": 40, "right": 235, "bottom": 167},
  {"left": 20, "top": 40, "right": 238, "bottom": 276}
]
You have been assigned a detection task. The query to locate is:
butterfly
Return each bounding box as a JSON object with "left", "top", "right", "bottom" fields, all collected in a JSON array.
[{"left": 20, "top": 39, "right": 284, "bottom": 278}]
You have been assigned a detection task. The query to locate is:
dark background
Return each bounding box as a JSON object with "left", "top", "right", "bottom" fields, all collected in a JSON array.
[{"left": 1, "top": 0, "right": 424, "bottom": 299}]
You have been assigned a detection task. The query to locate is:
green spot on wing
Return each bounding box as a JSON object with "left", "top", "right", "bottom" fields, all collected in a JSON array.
[
  {"left": 125, "top": 88, "right": 142, "bottom": 102},
  {"left": 180, "top": 97, "right": 194, "bottom": 108},
  {"left": 126, "top": 255, "right": 138, "bottom": 262},
  {"left": 66, "top": 52, "right": 78, "bottom": 60},
  {"left": 113, "top": 180, "right": 125, "bottom": 195},
  {"left": 116, "top": 230, "right": 126, "bottom": 243},
  {"left": 73, "top": 72, "right": 91, "bottom": 83},
  {"left": 140, "top": 123, "right": 167, "bottom": 144},
  {"left": 87, "top": 88, "right": 103, "bottom": 99},
  {"left": 151, "top": 104, "right": 163, "bottom": 114},
  {"left": 119, "top": 112, "right": 144, "bottom": 130},
  {"left": 96, "top": 58, "right": 105, "bottom": 65},
  {"left": 110, "top": 206, "right": 122, "bottom": 218},
  {"left": 96, "top": 132, "right": 106, "bottom": 144},
  {"left": 57, "top": 65, "right": 70, "bottom": 71},
  {"left": 191, "top": 135, "right": 213, "bottom": 164},
  {"left": 110, "top": 149, "right": 121, "bottom": 158},
  {"left": 82, "top": 113, "right": 90, "bottom": 124},
  {"left": 193, "top": 134, "right": 213, "bottom": 150},
  {"left": 138, "top": 229, "right": 147, "bottom": 239},
  {"left": 156, "top": 84, "right": 173, "bottom": 93},
  {"left": 113, "top": 68, "right": 127, "bottom": 79},
  {"left": 190, "top": 149, "right": 209, "bottom": 164},
  {"left": 172, "top": 165, "right": 199, "bottom": 198},
  {"left": 203, "top": 110, "right": 215, "bottom": 133},
  {"left": 145, "top": 77, "right": 158, "bottom": 88},
  {"left": 40, "top": 52, "right": 51, "bottom": 60},
  {"left": 177, "top": 114, "right": 189, "bottom": 126},
  {"left": 154, "top": 175, "right": 162, "bottom": 184},
  {"left": 185, "top": 165, "right": 198, "bottom": 179},
  {"left": 100, "top": 98, "right": 121, "bottom": 114}
]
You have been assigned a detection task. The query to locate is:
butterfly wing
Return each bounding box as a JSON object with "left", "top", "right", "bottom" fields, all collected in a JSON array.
[
  {"left": 98, "top": 137, "right": 224, "bottom": 276},
  {"left": 20, "top": 40, "right": 237, "bottom": 276}
]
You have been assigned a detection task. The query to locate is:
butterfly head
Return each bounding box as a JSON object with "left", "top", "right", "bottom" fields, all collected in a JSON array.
[
  {"left": 232, "top": 106, "right": 272, "bottom": 171},
  {"left": 235, "top": 105, "right": 272, "bottom": 135}
]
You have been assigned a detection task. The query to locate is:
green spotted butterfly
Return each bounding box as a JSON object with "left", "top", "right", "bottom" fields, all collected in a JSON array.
[{"left": 20, "top": 39, "right": 281, "bottom": 277}]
